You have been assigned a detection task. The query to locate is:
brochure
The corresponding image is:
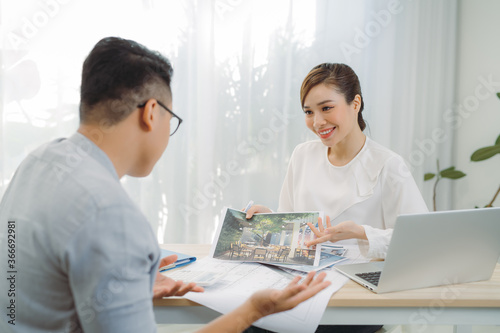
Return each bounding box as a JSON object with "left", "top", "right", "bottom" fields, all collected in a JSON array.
[
  {"left": 271, "top": 247, "right": 347, "bottom": 273},
  {"left": 210, "top": 207, "right": 323, "bottom": 267}
]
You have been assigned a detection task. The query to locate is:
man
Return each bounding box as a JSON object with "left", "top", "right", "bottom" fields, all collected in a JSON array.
[{"left": 0, "top": 37, "right": 329, "bottom": 332}]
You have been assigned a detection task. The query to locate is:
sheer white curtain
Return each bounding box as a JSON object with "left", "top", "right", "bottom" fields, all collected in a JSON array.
[{"left": 0, "top": 0, "right": 457, "bottom": 244}]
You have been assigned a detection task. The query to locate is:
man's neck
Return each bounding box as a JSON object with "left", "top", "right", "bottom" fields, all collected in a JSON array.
[{"left": 77, "top": 123, "right": 138, "bottom": 179}]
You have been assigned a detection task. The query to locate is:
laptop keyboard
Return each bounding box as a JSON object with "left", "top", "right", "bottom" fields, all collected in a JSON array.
[{"left": 355, "top": 271, "right": 381, "bottom": 286}]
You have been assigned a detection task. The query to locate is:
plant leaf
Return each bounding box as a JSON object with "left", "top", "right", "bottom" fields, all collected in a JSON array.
[
  {"left": 440, "top": 166, "right": 455, "bottom": 173},
  {"left": 424, "top": 173, "right": 435, "bottom": 181},
  {"left": 495, "top": 134, "right": 500, "bottom": 146},
  {"left": 497, "top": 92, "right": 500, "bottom": 99},
  {"left": 440, "top": 170, "right": 466, "bottom": 179},
  {"left": 471, "top": 145, "right": 500, "bottom": 161}
]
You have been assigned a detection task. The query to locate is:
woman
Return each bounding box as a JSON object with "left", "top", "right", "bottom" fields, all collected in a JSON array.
[
  {"left": 245, "top": 63, "right": 428, "bottom": 333},
  {"left": 247, "top": 63, "right": 427, "bottom": 260}
]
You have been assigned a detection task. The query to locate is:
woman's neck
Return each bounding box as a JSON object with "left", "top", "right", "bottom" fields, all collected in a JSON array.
[{"left": 327, "top": 130, "right": 366, "bottom": 166}]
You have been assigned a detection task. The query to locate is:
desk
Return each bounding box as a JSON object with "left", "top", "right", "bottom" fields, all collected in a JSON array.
[{"left": 154, "top": 244, "right": 500, "bottom": 332}]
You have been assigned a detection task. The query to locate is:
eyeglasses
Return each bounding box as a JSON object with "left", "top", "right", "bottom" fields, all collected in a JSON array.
[{"left": 137, "top": 100, "right": 183, "bottom": 136}]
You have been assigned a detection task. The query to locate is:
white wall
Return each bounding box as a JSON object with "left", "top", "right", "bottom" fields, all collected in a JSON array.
[{"left": 453, "top": 0, "right": 500, "bottom": 209}]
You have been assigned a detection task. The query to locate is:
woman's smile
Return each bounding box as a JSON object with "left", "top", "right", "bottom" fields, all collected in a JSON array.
[{"left": 317, "top": 127, "right": 335, "bottom": 139}]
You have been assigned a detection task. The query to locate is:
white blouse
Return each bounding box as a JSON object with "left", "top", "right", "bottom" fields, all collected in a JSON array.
[{"left": 278, "top": 137, "right": 428, "bottom": 259}]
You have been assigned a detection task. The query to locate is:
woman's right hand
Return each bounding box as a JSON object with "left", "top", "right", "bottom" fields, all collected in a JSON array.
[
  {"left": 305, "top": 216, "right": 367, "bottom": 247},
  {"left": 245, "top": 204, "right": 272, "bottom": 219}
]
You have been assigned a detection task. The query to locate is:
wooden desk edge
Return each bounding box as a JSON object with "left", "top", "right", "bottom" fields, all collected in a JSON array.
[
  {"left": 153, "top": 298, "right": 500, "bottom": 308},
  {"left": 156, "top": 244, "right": 500, "bottom": 308},
  {"left": 326, "top": 299, "right": 500, "bottom": 308},
  {"left": 154, "top": 298, "right": 202, "bottom": 307}
]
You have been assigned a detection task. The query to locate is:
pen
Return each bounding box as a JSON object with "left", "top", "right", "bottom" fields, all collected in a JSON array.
[
  {"left": 159, "top": 263, "right": 176, "bottom": 272},
  {"left": 159, "top": 257, "right": 195, "bottom": 272},
  {"left": 243, "top": 200, "right": 254, "bottom": 213}
]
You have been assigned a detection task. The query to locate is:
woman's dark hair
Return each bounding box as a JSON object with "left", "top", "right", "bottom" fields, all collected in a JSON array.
[
  {"left": 300, "top": 63, "right": 366, "bottom": 131},
  {"left": 80, "top": 36, "right": 173, "bottom": 125}
]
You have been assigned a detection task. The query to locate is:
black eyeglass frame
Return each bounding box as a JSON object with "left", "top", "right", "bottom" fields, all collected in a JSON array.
[{"left": 137, "top": 100, "right": 183, "bottom": 136}]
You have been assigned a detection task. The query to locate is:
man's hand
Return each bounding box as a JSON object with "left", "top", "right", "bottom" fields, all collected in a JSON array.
[
  {"left": 193, "top": 271, "right": 331, "bottom": 333},
  {"left": 153, "top": 255, "right": 204, "bottom": 299},
  {"left": 305, "top": 216, "right": 367, "bottom": 247},
  {"left": 247, "top": 271, "right": 331, "bottom": 318}
]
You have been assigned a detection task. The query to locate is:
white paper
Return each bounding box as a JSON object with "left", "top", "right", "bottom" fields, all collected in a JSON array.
[
  {"left": 183, "top": 236, "right": 370, "bottom": 332},
  {"left": 184, "top": 257, "right": 347, "bottom": 333}
]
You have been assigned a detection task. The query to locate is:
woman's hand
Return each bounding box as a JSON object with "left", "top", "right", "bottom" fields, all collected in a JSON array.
[
  {"left": 153, "top": 255, "right": 204, "bottom": 299},
  {"left": 305, "top": 216, "right": 367, "bottom": 247},
  {"left": 244, "top": 204, "right": 272, "bottom": 219}
]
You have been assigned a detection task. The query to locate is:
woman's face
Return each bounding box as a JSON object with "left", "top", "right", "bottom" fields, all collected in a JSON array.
[{"left": 303, "top": 83, "right": 361, "bottom": 148}]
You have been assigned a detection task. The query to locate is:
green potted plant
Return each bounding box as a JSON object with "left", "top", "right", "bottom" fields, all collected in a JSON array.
[
  {"left": 424, "top": 92, "right": 500, "bottom": 210},
  {"left": 424, "top": 160, "right": 466, "bottom": 211},
  {"left": 470, "top": 132, "right": 500, "bottom": 207}
]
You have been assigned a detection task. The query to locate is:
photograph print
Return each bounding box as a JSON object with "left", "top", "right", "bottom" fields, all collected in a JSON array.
[{"left": 211, "top": 208, "right": 322, "bottom": 266}]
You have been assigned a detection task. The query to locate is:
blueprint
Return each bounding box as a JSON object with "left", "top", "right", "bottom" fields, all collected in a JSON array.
[{"left": 183, "top": 241, "right": 368, "bottom": 333}]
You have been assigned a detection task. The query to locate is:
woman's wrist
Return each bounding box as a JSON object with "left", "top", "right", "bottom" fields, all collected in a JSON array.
[{"left": 357, "top": 224, "right": 368, "bottom": 240}]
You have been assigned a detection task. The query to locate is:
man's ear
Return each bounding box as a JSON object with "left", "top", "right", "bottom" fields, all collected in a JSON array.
[{"left": 140, "top": 99, "right": 157, "bottom": 132}]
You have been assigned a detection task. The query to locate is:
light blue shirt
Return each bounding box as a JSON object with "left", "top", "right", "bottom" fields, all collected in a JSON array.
[{"left": 0, "top": 133, "right": 160, "bottom": 332}]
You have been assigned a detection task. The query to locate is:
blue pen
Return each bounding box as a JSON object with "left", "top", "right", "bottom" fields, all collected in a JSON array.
[{"left": 243, "top": 200, "right": 254, "bottom": 213}]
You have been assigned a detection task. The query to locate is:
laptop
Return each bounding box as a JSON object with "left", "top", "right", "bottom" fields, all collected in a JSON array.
[{"left": 334, "top": 208, "right": 500, "bottom": 293}]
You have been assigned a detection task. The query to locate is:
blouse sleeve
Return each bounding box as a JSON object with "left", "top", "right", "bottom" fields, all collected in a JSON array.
[{"left": 359, "top": 156, "right": 429, "bottom": 259}]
